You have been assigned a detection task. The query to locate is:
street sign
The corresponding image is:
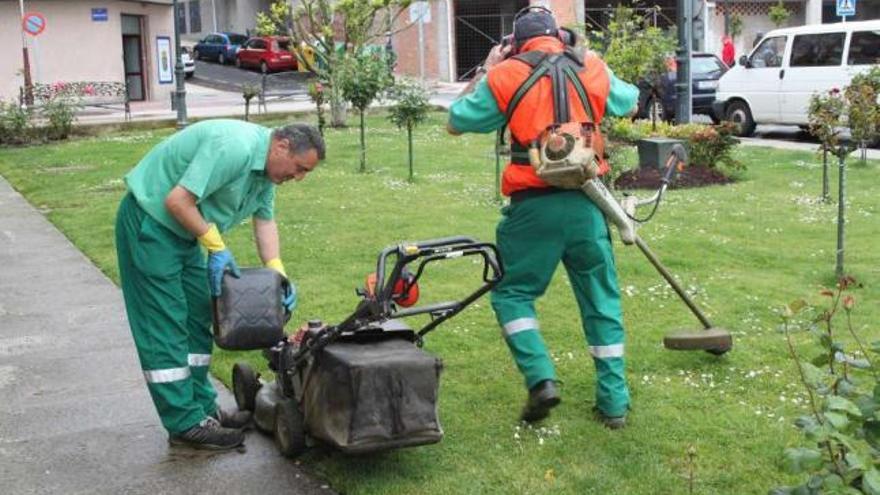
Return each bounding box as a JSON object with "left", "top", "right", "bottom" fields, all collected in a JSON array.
[
  {"left": 91, "top": 8, "right": 108, "bottom": 22},
  {"left": 837, "top": 0, "right": 856, "bottom": 17},
  {"left": 409, "top": 2, "right": 431, "bottom": 24},
  {"left": 22, "top": 12, "right": 46, "bottom": 37}
]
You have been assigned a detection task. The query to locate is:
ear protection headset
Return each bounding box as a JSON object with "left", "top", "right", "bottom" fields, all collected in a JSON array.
[{"left": 501, "top": 5, "right": 578, "bottom": 56}]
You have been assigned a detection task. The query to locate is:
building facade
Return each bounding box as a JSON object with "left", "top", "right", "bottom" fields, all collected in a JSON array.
[
  {"left": 1, "top": 0, "right": 179, "bottom": 105},
  {"left": 390, "top": 0, "right": 875, "bottom": 82}
]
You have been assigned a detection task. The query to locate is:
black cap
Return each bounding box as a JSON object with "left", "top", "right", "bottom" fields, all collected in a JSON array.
[{"left": 514, "top": 11, "right": 557, "bottom": 43}]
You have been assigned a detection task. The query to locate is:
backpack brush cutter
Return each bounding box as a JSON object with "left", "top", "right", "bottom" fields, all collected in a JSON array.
[{"left": 579, "top": 144, "right": 733, "bottom": 354}]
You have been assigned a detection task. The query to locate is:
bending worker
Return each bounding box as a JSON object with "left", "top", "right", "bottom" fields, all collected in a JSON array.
[
  {"left": 115, "top": 120, "right": 324, "bottom": 449},
  {"left": 447, "top": 8, "right": 639, "bottom": 428}
]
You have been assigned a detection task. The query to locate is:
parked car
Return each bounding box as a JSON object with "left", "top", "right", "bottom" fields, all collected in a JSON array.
[
  {"left": 235, "top": 36, "right": 298, "bottom": 73},
  {"left": 181, "top": 49, "right": 195, "bottom": 79},
  {"left": 713, "top": 20, "right": 880, "bottom": 137},
  {"left": 637, "top": 53, "right": 729, "bottom": 123},
  {"left": 193, "top": 32, "right": 248, "bottom": 65}
]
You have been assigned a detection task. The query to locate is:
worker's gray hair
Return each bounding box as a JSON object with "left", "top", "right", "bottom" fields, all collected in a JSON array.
[{"left": 272, "top": 123, "right": 325, "bottom": 160}]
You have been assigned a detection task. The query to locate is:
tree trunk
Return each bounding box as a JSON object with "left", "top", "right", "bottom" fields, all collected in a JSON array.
[
  {"left": 835, "top": 149, "right": 846, "bottom": 279},
  {"left": 822, "top": 148, "right": 829, "bottom": 203},
  {"left": 359, "top": 109, "right": 366, "bottom": 173},
  {"left": 407, "top": 125, "right": 414, "bottom": 182},
  {"left": 329, "top": 79, "right": 347, "bottom": 127}
]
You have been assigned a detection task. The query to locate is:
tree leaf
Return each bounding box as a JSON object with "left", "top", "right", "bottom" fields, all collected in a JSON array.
[
  {"left": 812, "top": 353, "right": 831, "bottom": 367},
  {"left": 863, "top": 468, "right": 880, "bottom": 495},
  {"left": 802, "top": 362, "right": 828, "bottom": 388},
  {"left": 783, "top": 447, "right": 824, "bottom": 474},
  {"left": 844, "top": 452, "right": 867, "bottom": 471},
  {"left": 826, "top": 396, "right": 862, "bottom": 417},
  {"left": 863, "top": 420, "right": 880, "bottom": 450},
  {"left": 824, "top": 411, "right": 849, "bottom": 430}
]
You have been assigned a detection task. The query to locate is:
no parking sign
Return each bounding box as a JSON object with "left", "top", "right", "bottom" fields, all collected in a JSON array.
[{"left": 22, "top": 12, "right": 46, "bottom": 36}]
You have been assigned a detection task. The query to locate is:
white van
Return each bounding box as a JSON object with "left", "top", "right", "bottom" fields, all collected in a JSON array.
[{"left": 713, "top": 20, "right": 880, "bottom": 136}]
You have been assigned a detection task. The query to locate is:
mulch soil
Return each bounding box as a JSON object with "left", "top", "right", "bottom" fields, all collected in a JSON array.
[{"left": 614, "top": 165, "right": 734, "bottom": 190}]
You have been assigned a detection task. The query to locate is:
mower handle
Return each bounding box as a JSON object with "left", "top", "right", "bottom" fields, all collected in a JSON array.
[{"left": 286, "top": 237, "right": 503, "bottom": 367}]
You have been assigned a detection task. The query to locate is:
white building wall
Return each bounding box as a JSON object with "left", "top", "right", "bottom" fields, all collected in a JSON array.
[{"left": 0, "top": 1, "right": 175, "bottom": 104}]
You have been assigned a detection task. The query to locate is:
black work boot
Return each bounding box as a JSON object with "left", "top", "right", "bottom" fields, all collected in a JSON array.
[
  {"left": 212, "top": 407, "right": 253, "bottom": 430},
  {"left": 593, "top": 407, "right": 627, "bottom": 430},
  {"left": 520, "top": 380, "right": 561, "bottom": 423},
  {"left": 169, "top": 417, "right": 245, "bottom": 450}
]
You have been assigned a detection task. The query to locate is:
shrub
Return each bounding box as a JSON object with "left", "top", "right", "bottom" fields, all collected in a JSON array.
[
  {"left": 0, "top": 100, "right": 33, "bottom": 146},
  {"left": 307, "top": 80, "right": 326, "bottom": 136},
  {"left": 41, "top": 96, "right": 80, "bottom": 140},
  {"left": 773, "top": 277, "right": 880, "bottom": 495},
  {"left": 603, "top": 118, "right": 743, "bottom": 173},
  {"left": 338, "top": 50, "right": 393, "bottom": 172}
]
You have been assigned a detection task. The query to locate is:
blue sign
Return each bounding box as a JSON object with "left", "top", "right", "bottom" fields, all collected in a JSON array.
[
  {"left": 91, "top": 8, "right": 108, "bottom": 22},
  {"left": 837, "top": 0, "right": 856, "bottom": 17}
]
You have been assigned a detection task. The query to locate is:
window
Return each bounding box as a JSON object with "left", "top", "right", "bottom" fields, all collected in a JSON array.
[
  {"left": 750, "top": 36, "right": 786, "bottom": 68},
  {"left": 791, "top": 33, "right": 845, "bottom": 67},
  {"left": 691, "top": 56, "right": 724, "bottom": 77},
  {"left": 176, "top": 2, "right": 187, "bottom": 34},
  {"left": 276, "top": 39, "right": 291, "bottom": 51},
  {"left": 188, "top": 1, "right": 202, "bottom": 34},
  {"left": 848, "top": 30, "right": 880, "bottom": 65},
  {"left": 251, "top": 39, "right": 267, "bottom": 50},
  {"left": 229, "top": 35, "right": 249, "bottom": 45}
]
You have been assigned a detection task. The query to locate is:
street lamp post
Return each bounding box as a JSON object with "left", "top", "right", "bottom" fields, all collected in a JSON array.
[{"left": 172, "top": 0, "right": 188, "bottom": 128}]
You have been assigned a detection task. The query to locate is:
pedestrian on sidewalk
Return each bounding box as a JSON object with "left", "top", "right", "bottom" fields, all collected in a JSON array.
[{"left": 115, "top": 119, "right": 324, "bottom": 450}]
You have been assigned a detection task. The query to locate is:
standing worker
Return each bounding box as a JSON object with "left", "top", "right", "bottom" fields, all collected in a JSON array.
[
  {"left": 447, "top": 7, "right": 639, "bottom": 428},
  {"left": 115, "top": 120, "right": 324, "bottom": 449}
]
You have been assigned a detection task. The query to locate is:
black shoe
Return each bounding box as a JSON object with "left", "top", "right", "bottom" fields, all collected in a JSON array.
[
  {"left": 212, "top": 407, "right": 253, "bottom": 430},
  {"left": 520, "top": 380, "right": 561, "bottom": 423},
  {"left": 169, "top": 417, "right": 245, "bottom": 450},
  {"left": 593, "top": 407, "right": 627, "bottom": 430}
]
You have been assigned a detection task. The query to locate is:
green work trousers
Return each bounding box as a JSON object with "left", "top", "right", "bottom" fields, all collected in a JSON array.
[
  {"left": 115, "top": 193, "right": 217, "bottom": 434},
  {"left": 491, "top": 190, "right": 630, "bottom": 417}
]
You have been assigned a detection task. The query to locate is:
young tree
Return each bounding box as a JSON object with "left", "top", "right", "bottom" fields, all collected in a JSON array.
[
  {"left": 255, "top": 0, "right": 411, "bottom": 127},
  {"left": 807, "top": 88, "right": 845, "bottom": 202},
  {"left": 768, "top": 1, "right": 790, "bottom": 28},
  {"left": 387, "top": 78, "right": 431, "bottom": 182},
  {"left": 338, "top": 50, "right": 393, "bottom": 172}
]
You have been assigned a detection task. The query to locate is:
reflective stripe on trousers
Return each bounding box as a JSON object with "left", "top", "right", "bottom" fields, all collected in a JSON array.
[
  {"left": 187, "top": 353, "right": 212, "bottom": 367},
  {"left": 589, "top": 343, "right": 624, "bottom": 359},
  {"left": 502, "top": 317, "right": 540, "bottom": 337},
  {"left": 143, "top": 367, "right": 191, "bottom": 384}
]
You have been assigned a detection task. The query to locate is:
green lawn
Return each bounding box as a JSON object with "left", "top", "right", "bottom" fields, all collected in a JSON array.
[{"left": 1, "top": 112, "right": 878, "bottom": 495}]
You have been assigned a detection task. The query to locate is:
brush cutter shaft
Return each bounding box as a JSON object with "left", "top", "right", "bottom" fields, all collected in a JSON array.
[
  {"left": 581, "top": 179, "right": 636, "bottom": 244},
  {"left": 633, "top": 237, "right": 713, "bottom": 330}
]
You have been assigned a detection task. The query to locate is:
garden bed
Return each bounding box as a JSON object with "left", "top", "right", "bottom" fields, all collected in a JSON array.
[{"left": 615, "top": 164, "right": 734, "bottom": 189}]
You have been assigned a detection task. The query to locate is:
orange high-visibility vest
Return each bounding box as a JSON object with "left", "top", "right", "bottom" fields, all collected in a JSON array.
[{"left": 486, "top": 37, "right": 612, "bottom": 196}]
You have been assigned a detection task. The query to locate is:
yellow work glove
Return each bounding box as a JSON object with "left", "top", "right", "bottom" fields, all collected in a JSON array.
[
  {"left": 265, "top": 258, "right": 287, "bottom": 278},
  {"left": 198, "top": 224, "right": 240, "bottom": 296},
  {"left": 266, "top": 258, "right": 296, "bottom": 312}
]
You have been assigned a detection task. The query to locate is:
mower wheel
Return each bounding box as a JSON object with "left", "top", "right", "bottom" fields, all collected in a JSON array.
[
  {"left": 232, "top": 362, "right": 260, "bottom": 412},
  {"left": 274, "top": 399, "right": 307, "bottom": 458}
]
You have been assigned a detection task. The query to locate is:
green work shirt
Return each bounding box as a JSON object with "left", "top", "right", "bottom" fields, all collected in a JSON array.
[
  {"left": 125, "top": 119, "right": 276, "bottom": 239},
  {"left": 448, "top": 67, "right": 639, "bottom": 134}
]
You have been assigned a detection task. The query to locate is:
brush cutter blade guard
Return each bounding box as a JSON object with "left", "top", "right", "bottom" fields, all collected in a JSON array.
[{"left": 662, "top": 327, "right": 733, "bottom": 354}]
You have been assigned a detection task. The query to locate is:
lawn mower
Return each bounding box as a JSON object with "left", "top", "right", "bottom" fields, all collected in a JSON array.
[{"left": 227, "top": 237, "right": 502, "bottom": 458}]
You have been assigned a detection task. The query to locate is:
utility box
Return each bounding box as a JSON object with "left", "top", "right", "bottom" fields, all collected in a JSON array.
[{"left": 638, "top": 138, "right": 685, "bottom": 170}]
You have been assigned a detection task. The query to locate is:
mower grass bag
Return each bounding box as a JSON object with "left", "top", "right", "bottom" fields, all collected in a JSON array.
[
  {"left": 302, "top": 336, "right": 444, "bottom": 454},
  {"left": 213, "top": 268, "right": 290, "bottom": 350}
]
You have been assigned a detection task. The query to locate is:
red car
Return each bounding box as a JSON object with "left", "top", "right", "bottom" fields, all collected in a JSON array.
[{"left": 235, "top": 36, "right": 298, "bottom": 73}]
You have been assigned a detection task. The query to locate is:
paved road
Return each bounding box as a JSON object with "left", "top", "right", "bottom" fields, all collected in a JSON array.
[
  {"left": 0, "top": 177, "right": 332, "bottom": 495},
  {"left": 191, "top": 59, "right": 310, "bottom": 96}
]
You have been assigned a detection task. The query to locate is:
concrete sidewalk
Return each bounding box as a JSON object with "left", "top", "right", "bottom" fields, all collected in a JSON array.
[{"left": 0, "top": 177, "right": 331, "bottom": 495}]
